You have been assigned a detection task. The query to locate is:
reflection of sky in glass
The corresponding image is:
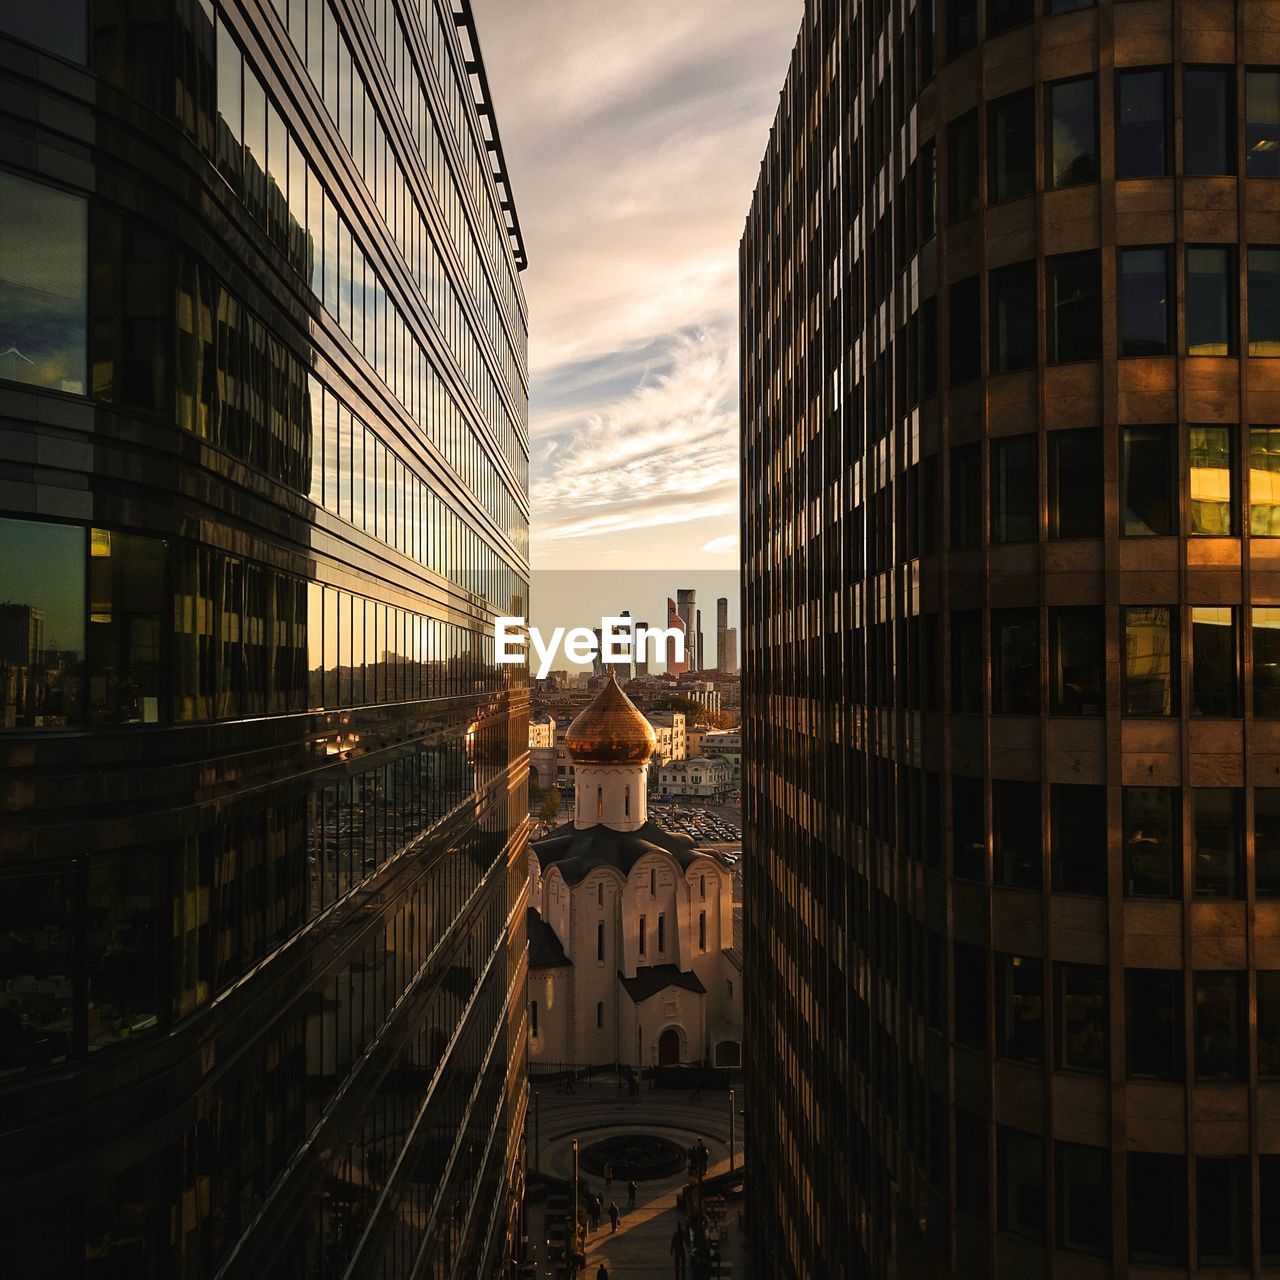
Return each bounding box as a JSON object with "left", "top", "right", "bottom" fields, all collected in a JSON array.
[
  {"left": 0, "top": 518, "right": 85, "bottom": 654},
  {"left": 1121, "top": 249, "right": 1168, "bottom": 352},
  {"left": 1187, "top": 249, "right": 1232, "bottom": 355},
  {"left": 1050, "top": 80, "right": 1096, "bottom": 187},
  {"left": 0, "top": 171, "right": 86, "bottom": 394}
]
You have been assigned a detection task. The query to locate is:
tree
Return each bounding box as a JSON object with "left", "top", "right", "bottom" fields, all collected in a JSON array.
[
  {"left": 538, "top": 788, "right": 563, "bottom": 830},
  {"left": 648, "top": 694, "right": 707, "bottom": 726}
]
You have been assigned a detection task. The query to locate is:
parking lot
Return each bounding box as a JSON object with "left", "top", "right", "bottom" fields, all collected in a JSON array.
[{"left": 647, "top": 799, "right": 741, "bottom": 850}]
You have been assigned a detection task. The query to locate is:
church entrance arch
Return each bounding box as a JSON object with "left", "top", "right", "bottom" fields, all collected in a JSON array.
[{"left": 658, "top": 1027, "right": 682, "bottom": 1065}]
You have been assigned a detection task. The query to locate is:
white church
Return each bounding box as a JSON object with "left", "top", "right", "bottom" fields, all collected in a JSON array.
[{"left": 526, "top": 671, "right": 742, "bottom": 1072}]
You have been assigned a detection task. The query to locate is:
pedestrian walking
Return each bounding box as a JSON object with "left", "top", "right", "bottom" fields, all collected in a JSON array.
[
  {"left": 670, "top": 1222, "right": 688, "bottom": 1280},
  {"left": 590, "top": 1194, "right": 602, "bottom": 1231},
  {"left": 596, "top": 1266, "right": 609, "bottom": 1280},
  {"left": 608, "top": 1200, "right": 620, "bottom": 1233},
  {"left": 627, "top": 1179, "right": 637, "bottom": 1210},
  {"left": 604, "top": 1162, "right": 613, "bottom": 1190}
]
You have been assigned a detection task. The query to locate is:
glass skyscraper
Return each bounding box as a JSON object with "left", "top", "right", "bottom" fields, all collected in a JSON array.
[
  {"left": 743, "top": 1, "right": 1280, "bottom": 1276},
  {"left": 0, "top": 1, "right": 530, "bottom": 1276}
]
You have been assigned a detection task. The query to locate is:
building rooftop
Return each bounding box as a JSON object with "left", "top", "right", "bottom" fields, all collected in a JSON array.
[
  {"left": 618, "top": 965, "right": 707, "bottom": 1004},
  {"left": 527, "top": 907, "right": 570, "bottom": 969}
]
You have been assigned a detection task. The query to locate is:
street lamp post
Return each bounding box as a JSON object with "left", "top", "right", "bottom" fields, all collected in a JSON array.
[
  {"left": 533, "top": 1090, "right": 540, "bottom": 1174},
  {"left": 572, "top": 1138, "right": 580, "bottom": 1273}
]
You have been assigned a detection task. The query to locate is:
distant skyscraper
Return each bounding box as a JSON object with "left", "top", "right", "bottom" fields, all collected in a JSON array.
[
  {"left": 723, "top": 626, "right": 737, "bottom": 675},
  {"left": 666, "top": 597, "right": 688, "bottom": 675},
  {"left": 676, "top": 588, "right": 697, "bottom": 670},
  {"left": 716, "top": 596, "right": 729, "bottom": 672},
  {"left": 742, "top": 1, "right": 1280, "bottom": 1276},
  {"left": 695, "top": 607, "right": 705, "bottom": 672},
  {"left": 0, "top": 2, "right": 531, "bottom": 1274}
]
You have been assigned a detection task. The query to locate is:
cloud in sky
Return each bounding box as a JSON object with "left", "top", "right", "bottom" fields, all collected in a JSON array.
[{"left": 471, "top": 0, "right": 800, "bottom": 570}]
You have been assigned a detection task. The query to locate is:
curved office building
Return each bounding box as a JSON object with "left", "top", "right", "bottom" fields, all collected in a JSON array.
[
  {"left": 743, "top": 0, "right": 1280, "bottom": 1276},
  {"left": 0, "top": 1, "right": 530, "bottom": 1276}
]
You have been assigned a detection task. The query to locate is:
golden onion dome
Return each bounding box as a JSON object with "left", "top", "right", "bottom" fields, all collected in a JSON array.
[{"left": 564, "top": 671, "right": 657, "bottom": 765}]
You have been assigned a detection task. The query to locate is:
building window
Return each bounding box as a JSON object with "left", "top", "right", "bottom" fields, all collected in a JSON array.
[
  {"left": 649, "top": 868, "right": 656, "bottom": 896},
  {"left": 1050, "top": 607, "right": 1104, "bottom": 716},
  {"left": 1126, "top": 969, "right": 1184, "bottom": 1081},
  {"left": 1194, "top": 971, "right": 1245, "bottom": 1081},
  {"left": 997, "top": 1127, "right": 1044, "bottom": 1241},
  {"left": 1193, "top": 788, "right": 1241, "bottom": 898},
  {"left": 656, "top": 913, "right": 665, "bottom": 953},
  {"left": 1055, "top": 962, "right": 1107, "bottom": 1073},
  {"left": 948, "top": 109, "right": 980, "bottom": 224},
  {"left": 1056, "top": 1142, "right": 1109, "bottom": 1256},
  {"left": 955, "top": 1109, "right": 989, "bottom": 1220},
  {"left": 1122, "top": 605, "right": 1177, "bottom": 716},
  {"left": 993, "top": 780, "right": 1041, "bottom": 889},
  {"left": 1184, "top": 66, "right": 1235, "bottom": 175},
  {"left": 698, "top": 911, "right": 706, "bottom": 951},
  {"left": 1128, "top": 1153, "right": 1187, "bottom": 1265},
  {"left": 1048, "top": 428, "right": 1103, "bottom": 539},
  {"left": 1119, "top": 246, "right": 1172, "bottom": 355},
  {"left": 699, "top": 874, "right": 706, "bottom": 900},
  {"left": 597, "top": 921, "right": 605, "bottom": 961},
  {"left": 949, "top": 444, "right": 982, "bottom": 549},
  {"left": 1188, "top": 425, "right": 1236, "bottom": 535},
  {"left": 1050, "top": 783, "right": 1107, "bottom": 896},
  {"left": 947, "top": 0, "right": 977, "bottom": 59},
  {"left": 1251, "top": 428, "right": 1280, "bottom": 534},
  {"left": 1258, "top": 789, "right": 1280, "bottom": 897},
  {"left": 1260, "top": 972, "right": 1280, "bottom": 1078},
  {"left": 988, "top": 261, "right": 1037, "bottom": 372},
  {"left": 624, "top": 784, "right": 630, "bottom": 817},
  {"left": 1046, "top": 250, "right": 1101, "bottom": 363},
  {"left": 1186, "top": 246, "right": 1238, "bottom": 355},
  {"left": 988, "top": 88, "right": 1036, "bottom": 205},
  {"left": 639, "top": 916, "right": 646, "bottom": 957},
  {"left": 0, "top": 517, "right": 86, "bottom": 728},
  {"left": 949, "top": 275, "right": 981, "bottom": 385},
  {"left": 950, "top": 611, "right": 983, "bottom": 713},
  {"left": 596, "top": 1001, "right": 603, "bottom": 1030},
  {"left": 1246, "top": 69, "right": 1280, "bottom": 178},
  {"left": 530, "top": 1000, "right": 538, "bottom": 1037},
  {"left": 1248, "top": 246, "right": 1280, "bottom": 355},
  {"left": 919, "top": 139, "right": 938, "bottom": 241},
  {"left": 0, "top": 0, "right": 86, "bottom": 60},
  {"left": 954, "top": 940, "right": 987, "bottom": 1048},
  {"left": 987, "top": 0, "right": 1033, "bottom": 36},
  {"left": 1198, "top": 1158, "right": 1251, "bottom": 1268},
  {"left": 990, "top": 435, "right": 1038, "bottom": 543},
  {"left": 1264, "top": 1157, "right": 1280, "bottom": 1264},
  {"left": 1116, "top": 67, "right": 1170, "bottom": 178},
  {"left": 598, "top": 882, "right": 604, "bottom": 907},
  {"left": 0, "top": 170, "right": 88, "bottom": 395},
  {"left": 991, "top": 609, "right": 1039, "bottom": 715},
  {"left": 995, "top": 953, "right": 1043, "bottom": 1062},
  {"left": 1123, "top": 786, "right": 1181, "bottom": 898},
  {"left": 953, "top": 776, "right": 985, "bottom": 882},
  {"left": 1047, "top": 76, "right": 1097, "bottom": 189},
  {"left": 1191, "top": 606, "right": 1238, "bottom": 715},
  {"left": 1122, "top": 425, "right": 1175, "bottom": 536}
]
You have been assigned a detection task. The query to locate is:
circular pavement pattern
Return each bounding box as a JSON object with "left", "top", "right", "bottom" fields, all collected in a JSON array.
[{"left": 579, "top": 1132, "right": 688, "bottom": 1181}]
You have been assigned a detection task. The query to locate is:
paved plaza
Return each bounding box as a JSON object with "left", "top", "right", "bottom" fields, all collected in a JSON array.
[{"left": 525, "top": 1076, "right": 748, "bottom": 1278}]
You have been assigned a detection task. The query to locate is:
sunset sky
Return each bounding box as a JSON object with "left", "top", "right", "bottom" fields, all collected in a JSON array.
[{"left": 472, "top": 0, "right": 801, "bottom": 574}]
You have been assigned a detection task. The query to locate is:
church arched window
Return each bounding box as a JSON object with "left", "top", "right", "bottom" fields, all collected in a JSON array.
[
  {"left": 597, "top": 785, "right": 603, "bottom": 819},
  {"left": 625, "top": 785, "right": 631, "bottom": 817}
]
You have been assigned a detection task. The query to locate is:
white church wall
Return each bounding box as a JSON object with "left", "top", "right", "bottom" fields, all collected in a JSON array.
[{"left": 529, "top": 965, "right": 572, "bottom": 1069}]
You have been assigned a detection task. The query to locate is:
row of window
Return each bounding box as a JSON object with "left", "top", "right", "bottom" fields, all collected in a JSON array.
[
  {"left": 205, "top": 0, "right": 526, "bottom": 470},
  {"left": 941, "top": 69, "right": 1280, "bottom": 235},
  {"left": 947, "top": 778, "right": 1280, "bottom": 901},
  {"left": 0, "top": 517, "right": 514, "bottom": 730},
  {"left": 943, "top": 246, "right": 1280, "bottom": 385},
  {"left": 955, "top": 945, "right": 1280, "bottom": 1086},
  {"left": 0, "top": 169, "right": 528, "bottom": 585},
  {"left": 967, "top": 1131, "right": 1278, "bottom": 1267},
  {"left": 0, "top": 781, "right": 517, "bottom": 1077}
]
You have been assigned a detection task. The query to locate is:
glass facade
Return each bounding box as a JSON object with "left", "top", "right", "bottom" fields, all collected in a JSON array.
[
  {"left": 742, "top": 3, "right": 1280, "bottom": 1276},
  {"left": 0, "top": 2, "right": 529, "bottom": 1277}
]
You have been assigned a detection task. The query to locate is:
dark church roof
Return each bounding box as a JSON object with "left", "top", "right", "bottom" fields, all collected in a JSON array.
[
  {"left": 527, "top": 907, "right": 571, "bottom": 969},
  {"left": 532, "top": 818, "right": 703, "bottom": 886},
  {"left": 618, "top": 965, "right": 707, "bottom": 1003}
]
